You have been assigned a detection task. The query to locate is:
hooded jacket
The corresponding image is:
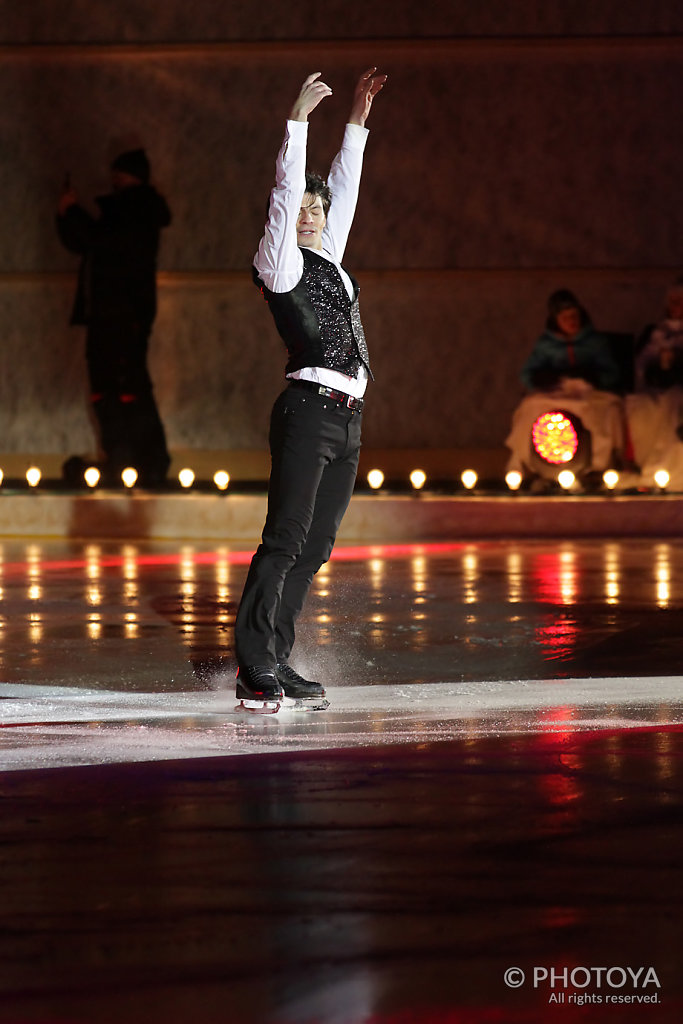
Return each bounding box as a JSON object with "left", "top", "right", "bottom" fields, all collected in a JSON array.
[{"left": 521, "top": 325, "right": 620, "bottom": 393}]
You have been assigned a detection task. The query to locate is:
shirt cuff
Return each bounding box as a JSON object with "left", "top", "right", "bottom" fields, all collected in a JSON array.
[
  {"left": 343, "top": 122, "right": 369, "bottom": 148},
  {"left": 285, "top": 118, "right": 310, "bottom": 141}
]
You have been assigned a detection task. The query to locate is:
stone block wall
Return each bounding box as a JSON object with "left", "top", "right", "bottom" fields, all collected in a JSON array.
[{"left": 1, "top": 2, "right": 682, "bottom": 459}]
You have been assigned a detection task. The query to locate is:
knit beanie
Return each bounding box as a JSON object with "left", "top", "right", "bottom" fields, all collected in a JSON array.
[{"left": 111, "top": 148, "right": 150, "bottom": 183}]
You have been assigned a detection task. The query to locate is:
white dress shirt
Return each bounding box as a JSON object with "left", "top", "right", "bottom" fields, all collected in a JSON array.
[{"left": 254, "top": 119, "right": 369, "bottom": 399}]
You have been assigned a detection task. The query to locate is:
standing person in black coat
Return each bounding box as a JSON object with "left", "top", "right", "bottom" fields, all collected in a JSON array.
[{"left": 57, "top": 146, "right": 171, "bottom": 486}]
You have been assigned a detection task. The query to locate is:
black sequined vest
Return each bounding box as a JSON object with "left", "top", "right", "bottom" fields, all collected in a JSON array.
[{"left": 254, "top": 248, "right": 372, "bottom": 380}]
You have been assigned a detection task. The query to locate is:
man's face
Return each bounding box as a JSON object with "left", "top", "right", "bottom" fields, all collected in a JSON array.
[
  {"left": 111, "top": 169, "right": 142, "bottom": 192},
  {"left": 296, "top": 193, "right": 326, "bottom": 250},
  {"left": 556, "top": 307, "right": 582, "bottom": 339}
]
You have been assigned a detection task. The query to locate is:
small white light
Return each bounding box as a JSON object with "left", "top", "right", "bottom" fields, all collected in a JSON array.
[
  {"left": 367, "top": 469, "right": 384, "bottom": 490},
  {"left": 409, "top": 469, "right": 426, "bottom": 490},
  {"left": 84, "top": 466, "right": 100, "bottom": 488},
  {"left": 0, "top": 468, "right": 4, "bottom": 486},
  {"left": 654, "top": 468, "right": 670, "bottom": 490},
  {"left": 603, "top": 469, "right": 619, "bottom": 491},
  {"left": 121, "top": 467, "right": 138, "bottom": 488},
  {"left": 461, "top": 469, "right": 477, "bottom": 490},
  {"left": 558, "top": 469, "right": 575, "bottom": 490},
  {"left": 505, "top": 470, "right": 523, "bottom": 491},
  {"left": 213, "top": 470, "right": 230, "bottom": 491},
  {"left": 178, "top": 468, "right": 195, "bottom": 489},
  {"left": 26, "top": 466, "right": 41, "bottom": 487}
]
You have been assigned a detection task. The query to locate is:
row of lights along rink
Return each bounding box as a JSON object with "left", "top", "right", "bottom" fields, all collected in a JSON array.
[
  {"left": 0, "top": 467, "right": 231, "bottom": 490},
  {"left": 365, "top": 468, "right": 672, "bottom": 492},
  {"left": 0, "top": 466, "right": 673, "bottom": 492}
]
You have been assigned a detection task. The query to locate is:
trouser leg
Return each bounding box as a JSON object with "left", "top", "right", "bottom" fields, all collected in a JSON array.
[
  {"left": 234, "top": 388, "right": 361, "bottom": 668},
  {"left": 90, "top": 393, "right": 129, "bottom": 469},
  {"left": 126, "top": 392, "right": 171, "bottom": 484},
  {"left": 274, "top": 438, "right": 359, "bottom": 662},
  {"left": 87, "top": 321, "right": 170, "bottom": 483}
]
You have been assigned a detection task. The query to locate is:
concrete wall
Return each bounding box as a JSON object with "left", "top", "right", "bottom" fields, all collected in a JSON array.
[{"left": 1, "top": 2, "right": 682, "bottom": 460}]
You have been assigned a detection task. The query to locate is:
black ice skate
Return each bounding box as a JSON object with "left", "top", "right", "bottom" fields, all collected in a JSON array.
[
  {"left": 275, "top": 662, "right": 330, "bottom": 711},
  {"left": 235, "top": 665, "right": 284, "bottom": 715}
]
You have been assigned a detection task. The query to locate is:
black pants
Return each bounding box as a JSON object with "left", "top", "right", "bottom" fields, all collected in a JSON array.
[
  {"left": 86, "top": 320, "right": 170, "bottom": 485},
  {"left": 234, "top": 386, "right": 362, "bottom": 668}
]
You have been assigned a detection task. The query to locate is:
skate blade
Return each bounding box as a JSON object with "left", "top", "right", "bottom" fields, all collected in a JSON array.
[
  {"left": 235, "top": 699, "right": 281, "bottom": 716},
  {"left": 281, "top": 695, "right": 330, "bottom": 712}
]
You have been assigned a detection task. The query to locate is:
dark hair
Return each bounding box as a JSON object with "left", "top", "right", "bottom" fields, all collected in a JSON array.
[
  {"left": 545, "top": 288, "right": 590, "bottom": 332},
  {"left": 304, "top": 172, "right": 332, "bottom": 216},
  {"left": 264, "top": 171, "right": 333, "bottom": 221}
]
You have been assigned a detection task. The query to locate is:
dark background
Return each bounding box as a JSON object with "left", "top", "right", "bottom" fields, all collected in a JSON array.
[{"left": 1, "top": 0, "right": 682, "bottom": 458}]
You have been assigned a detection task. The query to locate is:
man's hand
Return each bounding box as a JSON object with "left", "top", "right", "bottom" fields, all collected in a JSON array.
[
  {"left": 57, "top": 179, "right": 78, "bottom": 216},
  {"left": 290, "top": 72, "right": 333, "bottom": 122},
  {"left": 348, "top": 67, "right": 387, "bottom": 127}
]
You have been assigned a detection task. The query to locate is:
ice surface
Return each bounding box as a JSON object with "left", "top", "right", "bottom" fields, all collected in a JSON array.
[
  {"left": 3, "top": 536, "right": 683, "bottom": 771},
  {"left": 2, "top": 675, "right": 683, "bottom": 772}
]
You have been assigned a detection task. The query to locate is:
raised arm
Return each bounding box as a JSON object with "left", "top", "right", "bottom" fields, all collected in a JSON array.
[
  {"left": 323, "top": 67, "right": 387, "bottom": 260},
  {"left": 55, "top": 179, "right": 96, "bottom": 255},
  {"left": 255, "top": 73, "right": 333, "bottom": 293}
]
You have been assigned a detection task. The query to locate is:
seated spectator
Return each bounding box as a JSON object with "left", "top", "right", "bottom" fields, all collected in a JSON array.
[
  {"left": 506, "top": 289, "right": 625, "bottom": 484},
  {"left": 634, "top": 278, "right": 683, "bottom": 392},
  {"left": 626, "top": 278, "right": 683, "bottom": 489},
  {"left": 520, "top": 289, "right": 621, "bottom": 393}
]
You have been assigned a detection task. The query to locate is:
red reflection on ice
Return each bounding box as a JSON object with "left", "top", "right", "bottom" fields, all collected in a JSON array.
[
  {"left": 530, "top": 551, "right": 577, "bottom": 605},
  {"left": 0, "top": 542, "right": 469, "bottom": 575},
  {"left": 535, "top": 619, "right": 579, "bottom": 662}
]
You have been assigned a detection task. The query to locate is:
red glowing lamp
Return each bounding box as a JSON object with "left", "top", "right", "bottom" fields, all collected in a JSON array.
[{"left": 531, "top": 411, "right": 579, "bottom": 465}]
